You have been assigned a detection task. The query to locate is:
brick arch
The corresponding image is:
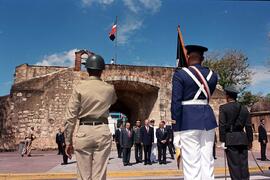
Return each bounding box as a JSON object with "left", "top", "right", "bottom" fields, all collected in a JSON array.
[
  {"left": 104, "top": 75, "right": 161, "bottom": 89},
  {"left": 105, "top": 77, "right": 160, "bottom": 126},
  {"left": 74, "top": 50, "right": 93, "bottom": 71}
]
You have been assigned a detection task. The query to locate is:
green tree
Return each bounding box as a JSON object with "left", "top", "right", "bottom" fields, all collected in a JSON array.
[
  {"left": 265, "top": 93, "right": 270, "bottom": 102},
  {"left": 203, "top": 50, "right": 251, "bottom": 91},
  {"left": 238, "top": 91, "right": 260, "bottom": 107}
]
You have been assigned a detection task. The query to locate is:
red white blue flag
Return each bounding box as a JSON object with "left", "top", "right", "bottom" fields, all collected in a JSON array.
[{"left": 109, "top": 20, "right": 117, "bottom": 41}]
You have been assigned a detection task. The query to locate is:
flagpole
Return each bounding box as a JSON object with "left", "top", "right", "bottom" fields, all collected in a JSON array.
[
  {"left": 177, "top": 25, "right": 188, "bottom": 66},
  {"left": 115, "top": 16, "right": 118, "bottom": 64}
]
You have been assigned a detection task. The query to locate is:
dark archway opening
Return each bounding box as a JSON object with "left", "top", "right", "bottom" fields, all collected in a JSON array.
[
  {"left": 110, "top": 100, "right": 131, "bottom": 121},
  {"left": 108, "top": 80, "right": 159, "bottom": 127}
]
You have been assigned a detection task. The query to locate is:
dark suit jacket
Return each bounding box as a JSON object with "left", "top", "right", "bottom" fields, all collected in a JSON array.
[
  {"left": 140, "top": 126, "right": 154, "bottom": 145},
  {"left": 258, "top": 124, "right": 268, "bottom": 143},
  {"left": 56, "top": 132, "right": 64, "bottom": 144},
  {"left": 120, "top": 129, "right": 134, "bottom": 148},
  {"left": 156, "top": 128, "right": 168, "bottom": 147},
  {"left": 115, "top": 129, "right": 121, "bottom": 143},
  {"left": 219, "top": 102, "right": 253, "bottom": 144},
  {"left": 133, "top": 127, "right": 141, "bottom": 144},
  {"left": 166, "top": 126, "right": 174, "bottom": 142}
]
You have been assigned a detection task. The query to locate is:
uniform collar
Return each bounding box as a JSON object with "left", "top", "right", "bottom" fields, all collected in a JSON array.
[
  {"left": 193, "top": 63, "right": 202, "bottom": 68},
  {"left": 87, "top": 76, "right": 101, "bottom": 81}
]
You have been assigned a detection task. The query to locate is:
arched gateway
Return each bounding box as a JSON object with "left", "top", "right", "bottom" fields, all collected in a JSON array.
[{"left": 0, "top": 50, "right": 225, "bottom": 150}]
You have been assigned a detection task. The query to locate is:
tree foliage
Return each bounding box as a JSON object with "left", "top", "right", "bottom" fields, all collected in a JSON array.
[
  {"left": 203, "top": 50, "right": 252, "bottom": 91},
  {"left": 238, "top": 91, "right": 260, "bottom": 107}
]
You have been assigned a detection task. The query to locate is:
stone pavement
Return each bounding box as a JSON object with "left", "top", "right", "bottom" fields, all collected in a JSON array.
[{"left": 0, "top": 148, "right": 270, "bottom": 179}]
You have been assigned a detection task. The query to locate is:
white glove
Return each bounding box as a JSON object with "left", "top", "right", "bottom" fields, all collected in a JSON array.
[{"left": 220, "top": 142, "right": 227, "bottom": 150}]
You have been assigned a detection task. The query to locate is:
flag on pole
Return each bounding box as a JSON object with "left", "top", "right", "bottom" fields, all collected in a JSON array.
[
  {"left": 109, "top": 20, "right": 117, "bottom": 41},
  {"left": 176, "top": 25, "right": 188, "bottom": 67}
]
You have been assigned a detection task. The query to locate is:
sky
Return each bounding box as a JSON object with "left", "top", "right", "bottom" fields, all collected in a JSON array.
[{"left": 0, "top": 0, "right": 270, "bottom": 96}]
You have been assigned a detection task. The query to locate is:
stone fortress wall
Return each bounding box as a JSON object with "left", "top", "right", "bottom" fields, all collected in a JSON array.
[{"left": 0, "top": 62, "right": 226, "bottom": 151}]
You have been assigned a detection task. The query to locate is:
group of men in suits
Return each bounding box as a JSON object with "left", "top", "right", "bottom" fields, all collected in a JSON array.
[{"left": 115, "top": 119, "right": 175, "bottom": 166}]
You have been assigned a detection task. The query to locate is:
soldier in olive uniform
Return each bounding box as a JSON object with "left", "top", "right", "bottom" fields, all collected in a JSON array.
[{"left": 65, "top": 54, "right": 117, "bottom": 180}]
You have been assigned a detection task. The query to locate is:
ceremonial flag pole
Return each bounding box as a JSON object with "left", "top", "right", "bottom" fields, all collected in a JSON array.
[
  {"left": 109, "top": 16, "right": 118, "bottom": 64},
  {"left": 176, "top": 25, "right": 188, "bottom": 67},
  {"left": 175, "top": 25, "right": 188, "bottom": 170},
  {"left": 115, "top": 16, "right": 118, "bottom": 64}
]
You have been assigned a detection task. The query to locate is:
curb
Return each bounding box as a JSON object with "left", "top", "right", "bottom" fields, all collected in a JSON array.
[{"left": 0, "top": 167, "right": 269, "bottom": 180}]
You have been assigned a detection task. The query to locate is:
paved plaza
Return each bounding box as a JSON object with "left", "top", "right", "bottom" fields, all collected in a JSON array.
[{"left": 0, "top": 146, "right": 270, "bottom": 179}]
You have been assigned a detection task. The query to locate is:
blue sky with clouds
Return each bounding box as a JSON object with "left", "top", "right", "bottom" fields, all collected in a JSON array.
[{"left": 0, "top": 0, "right": 270, "bottom": 96}]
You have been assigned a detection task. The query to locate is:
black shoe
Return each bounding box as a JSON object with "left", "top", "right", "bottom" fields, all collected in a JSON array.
[
  {"left": 144, "top": 162, "right": 147, "bottom": 165},
  {"left": 61, "top": 162, "right": 68, "bottom": 165},
  {"left": 128, "top": 163, "right": 132, "bottom": 166},
  {"left": 171, "top": 157, "right": 175, "bottom": 160},
  {"left": 148, "top": 162, "right": 152, "bottom": 165},
  {"left": 27, "top": 155, "right": 32, "bottom": 157},
  {"left": 214, "top": 157, "right": 217, "bottom": 160}
]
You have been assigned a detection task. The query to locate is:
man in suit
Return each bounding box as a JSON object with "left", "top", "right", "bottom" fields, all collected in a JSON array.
[
  {"left": 171, "top": 45, "right": 218, "bottom": 179},
  {"left": 219, "top": 86, "right": 253, "bottom": 180},
  {"left": 140, "top": 119, "right": 154, "bottom": 165},
  {"left": 56, "top": 128, "right": 63, "bottom": 155},
  {"left": 133, "top": 120, "right": 143, "bottom": 163},
  {"left": 120, "top": 122, "right": 134, "bottom": 166},
  {"left": 156, "top": 121, "right": 168, "bottom": 164},
  {"left": 60, "top": 127, "right": 68, "bottom": 165},
  {"left": 166, "top": 124, "right": 175, "bottom": 159},
  {"left": 258, "top": 119, "right": 268, "bottom": 161},
  {"left": 115, "top": 124, "right": 123, "bottom": 158}
]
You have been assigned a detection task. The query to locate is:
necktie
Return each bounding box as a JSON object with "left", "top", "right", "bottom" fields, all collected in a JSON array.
[{"left": 128, "top": 130, "right": 131, "bottom": 138}]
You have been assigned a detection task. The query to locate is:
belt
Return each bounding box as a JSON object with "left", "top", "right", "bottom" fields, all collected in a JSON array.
[
  {"left": 181, "top": 99, "right": 208, "bottom": 105},
  {"left": 79, "top": 117, "right": 108, "bottom": 126}
]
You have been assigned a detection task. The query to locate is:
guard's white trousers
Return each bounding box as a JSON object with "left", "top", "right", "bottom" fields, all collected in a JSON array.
[{"left": 174, "top": 129, "right": 215, "bottom": 180}]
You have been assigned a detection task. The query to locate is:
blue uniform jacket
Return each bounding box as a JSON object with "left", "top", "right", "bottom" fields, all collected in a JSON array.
[{"left": 171, "top": 64, "right": 218, "bottom": 131}]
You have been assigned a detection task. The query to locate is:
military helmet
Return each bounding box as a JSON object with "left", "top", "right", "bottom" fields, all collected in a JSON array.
[{"left": 84, "top": 54, "right": 105, "bottom": 70}]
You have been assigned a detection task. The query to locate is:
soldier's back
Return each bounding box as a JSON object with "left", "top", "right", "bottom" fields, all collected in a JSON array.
[{"left": 73, "top": 77, "right": 117, "bottom": 119}]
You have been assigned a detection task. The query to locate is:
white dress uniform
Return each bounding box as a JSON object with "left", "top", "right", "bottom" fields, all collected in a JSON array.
[
  {"left": 171, "top": 61, "right": 218, "bottom": 180},
  {"left": 150, "top": 125, "right": 158, "bottom": 162}
]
